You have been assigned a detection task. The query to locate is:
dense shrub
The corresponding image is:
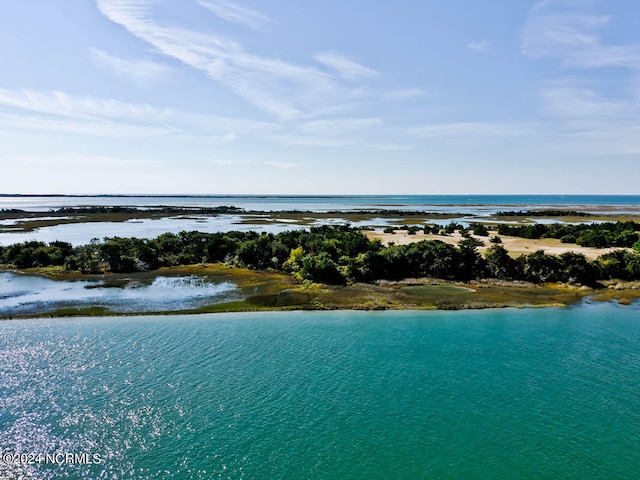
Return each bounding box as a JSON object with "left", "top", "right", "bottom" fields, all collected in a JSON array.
[{"left": 2, "top": 224, "right": 640, "bottom": 285}]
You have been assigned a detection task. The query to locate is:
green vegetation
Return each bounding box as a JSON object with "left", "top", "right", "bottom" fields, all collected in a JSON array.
[
  {"left": 495, "top": 210, "right": 593, "bottom": 217},
  {"left": 497, "top": 221, "right": 639, "bottom": 248},
  {"left": 471, "top": 223, "right": 490, "bottom": 236},
  {"left": 55, "top": 205, "right": 244, "bottom": 215},
  {"left": 51, "top": 206, "right": 465, "bottom": 217},
  {"left": 2, "top": 225, "right": 640, "bottom": 288}
]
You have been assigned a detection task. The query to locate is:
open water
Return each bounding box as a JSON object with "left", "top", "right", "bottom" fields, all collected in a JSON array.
[
  {"left": 1, "top": 304, "right": 639, "bottom": 479},
  {"left": 2, "top": 194, "right": 640, "bottom": 212}
]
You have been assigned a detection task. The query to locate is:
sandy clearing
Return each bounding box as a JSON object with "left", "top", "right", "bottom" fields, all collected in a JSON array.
[{"left": 364, "top": 230, "right": 627, "bottom": 260}]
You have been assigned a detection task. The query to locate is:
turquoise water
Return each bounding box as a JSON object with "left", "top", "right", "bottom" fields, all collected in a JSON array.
[{"left": 1, "top": 304, "right": 639, "bottom": 479}]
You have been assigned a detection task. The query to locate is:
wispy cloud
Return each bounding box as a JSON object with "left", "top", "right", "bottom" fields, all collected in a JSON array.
[
  {"left": 383, "top": 88, "right": 427, "bottom": 101},
  {"left": 198, "top": 0, "right": 269, "bottom": 29},
  {"left": 0, "top": 112, "right": 169, "bottom": 138},
  {"left": 522, "top": 0, "right": 640, "bottom": 69},
  {"left": 409, "top": 122, "right": 534, "bottom": 139},
  {"left": 96, "top": 0, "right": 369, "bottom": 120},
  {"left": 298, "top": 117, "right": 382, "bottom": 136},
  {"left": 313, "top": 52, "right": 377, "bottom": 80},
  {"left": 467, "top": 41, "right": 490, "bottom": 53},
  {"left": 265, "top": 117, "right": 385, "bottom": 148},
  {"left": 0, "top": 88, "right": 159, "bottom": 121},
  {"left": 7, "top": 153, "right": 156, "bottom": 168},
  {"left": 90, "top": 48, "right": 172, "bottom": 87},
  {"left": 520, "top": 1, "right": 640, "bottom": 159},
  {"left": 211, "top": 159, "right": 253, "bottom": 166},
  {"left": 540, "top": 81, "right": 634, "bottom": 120},
  {"left": 266, "top": 161, "right": 299, "bottom": 169},
  {"left": 0, "top": 88, "right": 272, "bottom": 138},
  {"left": 533, "top": 75, "right": 640, "bottom": 157},
  {"left": 0, "top": 87, "right": 390, "bottom": 149}
]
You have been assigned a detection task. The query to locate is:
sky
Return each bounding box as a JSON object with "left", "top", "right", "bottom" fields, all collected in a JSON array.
[{"left": 1, "top": 0, "right": 639, "bottom": 195}]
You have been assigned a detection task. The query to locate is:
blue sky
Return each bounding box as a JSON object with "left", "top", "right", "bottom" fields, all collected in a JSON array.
[{"left": 1, "top": 0, "right": 639, "bottom": 194}]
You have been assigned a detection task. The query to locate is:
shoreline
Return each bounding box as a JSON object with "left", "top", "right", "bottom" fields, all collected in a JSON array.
[
  {"left": 1, "top": 295, "right": 637, "bottom": 321},
  {"left": 2, "top": 203, "right": 640, "bottom": 319},
  {"left": 2, "top": 265, "right": 639, "bottom": 320}
]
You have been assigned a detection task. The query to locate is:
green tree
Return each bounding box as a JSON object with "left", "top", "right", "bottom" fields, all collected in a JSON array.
[
  {"left": 300, "top": 252, "right": 346, "bottom": 285},
  {"left": 484, "top": 245, "right": 518, "bottom": 280}
]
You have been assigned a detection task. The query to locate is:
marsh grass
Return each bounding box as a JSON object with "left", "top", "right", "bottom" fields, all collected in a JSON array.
[{"left": 2, "top": 263, "right": 638, "bottom": 319}]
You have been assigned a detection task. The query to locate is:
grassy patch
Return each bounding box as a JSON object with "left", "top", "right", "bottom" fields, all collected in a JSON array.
[{"left": 3, "top": 263, "right": 639, "bottom": 319}]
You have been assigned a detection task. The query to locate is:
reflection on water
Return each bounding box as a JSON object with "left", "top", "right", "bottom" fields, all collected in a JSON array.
[
  {"left": 0, "top": 272, "right": 239, "bottom": 316},
  {"left": 0, "top": 215, "right": 402, "bottom": 246}
]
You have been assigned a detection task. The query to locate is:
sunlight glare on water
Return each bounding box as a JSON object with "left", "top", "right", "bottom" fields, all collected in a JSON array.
[
  {"left": 0, "top": 273, "right": 238, "bottom": 315},
  {"left": 0, "top": 305, "right": 639, "bottom": 479}
]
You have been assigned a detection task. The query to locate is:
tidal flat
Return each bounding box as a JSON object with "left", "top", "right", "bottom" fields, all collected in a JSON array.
[{"left": 3, "top": 205, "right": 640, "bottom": 245}]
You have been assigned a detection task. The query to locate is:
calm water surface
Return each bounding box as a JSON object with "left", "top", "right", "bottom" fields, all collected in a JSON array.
[
  {"left": 3, "top": 194, "right": 640, "bottom": 212},
  {"left": 1, "top": 304, "right": 639, "bottom": 479}
]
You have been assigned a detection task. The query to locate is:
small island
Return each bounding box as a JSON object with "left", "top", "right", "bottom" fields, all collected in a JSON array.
[{"left": 2, "top": 219, "right": 640, "bottom": 318}]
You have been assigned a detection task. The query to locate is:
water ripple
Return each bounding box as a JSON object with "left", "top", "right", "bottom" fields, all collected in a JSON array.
[{"left": 0, "top": 305, "right": 639, "bottom": 479}]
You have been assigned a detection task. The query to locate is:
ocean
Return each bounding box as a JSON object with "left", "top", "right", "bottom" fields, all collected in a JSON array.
[
  {"left": 1, "top": 304, "right": 639, "bottom": 479},
  {"left": 3, "top": 194, "right": 640, "bottom": 212}
]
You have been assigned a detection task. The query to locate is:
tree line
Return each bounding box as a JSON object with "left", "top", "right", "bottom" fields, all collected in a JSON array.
[
  {"left": 2, "top": 226, "right": 640, "bottom": 286},
  {"left": 496, "top": 221, "right": 640, "bottom": 248},
  {"left": 495, "top": 210, "right": 593, "bottom": 217}
]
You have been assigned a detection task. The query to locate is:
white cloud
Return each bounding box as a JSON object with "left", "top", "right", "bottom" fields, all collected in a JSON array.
[
  {"left": 90, "top": 48, "right": 172, "bottom": 87},
  {"left": 198, "top": 0, "right": 269, "bottom": 29},
  {"left": 0, "top": 88, "right": 158, "bottom": 121},
  {"left": 265, "top": 116, "right": 384, "bottom": 148},
  {"left": 298, "top": 117, "right": 382, "bottom": 136},
  {"left": 365, "top": 143, "right": 412, "bottom": 151},
  {"left": 5, "top": 153, "right": 156, "bottom": 168},
  {"left": 467, "top": 41, "right": 490, "bottom": 53},
  {"left": 0, "top": 88, "right": 272, "bottom": 138},
  {"left": 409, "top": 122, "right": 534, "bottom": 139},
  {"left": 522, "top": 0, "right": 640, "bottom": 69},
  {"left": 211, "top": 159, "right": 253, "bottom": 166},
  {"left": 0, "top": 112, "right": 169, "bottom": 138},
  {"left": 313, "top": 52, "right": 377, "bottom": 80},
  {"left": 540, "top": 81, "right": 633, "bottom": 119},
  {"left": 521, "top": 1, "right": 640, "bottom": 159},
  {"left": 532, "top": 76, "right": 640, "bottom": 157},
  {"left": 0, "top": 88, "right": 388, "bottom": 149},
  {"left": 383, "top": 88, "right": 427, "bottom": 101},
  {"left": 96, "top": 0, "right": 369, "bottom": 120},
  {"left": 266, "top": 161, "right": 299, "bottom": 169}
]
